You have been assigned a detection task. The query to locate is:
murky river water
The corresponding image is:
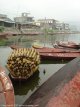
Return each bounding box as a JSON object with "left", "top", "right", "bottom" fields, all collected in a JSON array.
[
  {"left": 0, "top": 33, "right": 80, "bottom": 105},
  {"left": 6, "top": 33, "right": 80, "bottom": 47}
]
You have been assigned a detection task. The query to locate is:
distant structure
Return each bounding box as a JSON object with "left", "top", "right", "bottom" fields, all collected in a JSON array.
[
  {"left": 56, "top": 21, "right": 70, "bottom": 31},
  {"left": 0, "top": 14, "right": 15, "bottom": 27},
  {"left": 14, "top": 13, "right": 37, "bottom": 29},
  {"left": 35, "top": 19, "right": 57, "bottom": 30},
  {"left": 35, "top": 19, "right": 70, "bottom": 32},
  {"left": 14, "top": 13, "right": 40, "bottom": 35},
  {"left": 0, "top": 13, "right": 70, "bottom": 34},
  {"left": 14, "top": 13, "right": 34, "bottom": 23}
]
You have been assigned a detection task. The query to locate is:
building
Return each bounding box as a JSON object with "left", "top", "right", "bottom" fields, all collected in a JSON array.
[
  {"left": 64, "top": 23, "right": 70, "bottom": 30},
  {"left": 14, "top": 13, "right": 35, "bottom": 29},
  {"left": 0, "top": 14, "right": 15, "bottom": 27},
  {"left": 56, "top": 21, "right": 70, "bottom": 31},
  {"left": 35, "top": 19, "right": 57, "bottom": 30},
  {"left": 14, "top": 13, "right": 34, "bottom": 24},
  {"left": 14, "top": 12, "right": 41, "bottom": 35}
]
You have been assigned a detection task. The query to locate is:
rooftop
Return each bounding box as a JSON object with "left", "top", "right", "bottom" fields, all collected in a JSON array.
[{"left": 0, "top": 14, "right": 15, "bottom": 23}]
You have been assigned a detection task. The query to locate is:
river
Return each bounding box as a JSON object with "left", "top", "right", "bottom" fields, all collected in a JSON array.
[{"left": 0, "top": 33, "right": 80, "bottom": 106}]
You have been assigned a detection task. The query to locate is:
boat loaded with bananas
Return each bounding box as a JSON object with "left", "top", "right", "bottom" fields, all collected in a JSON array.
[{"left": 7, "top": 48, "right": 40, "bottom": 80}]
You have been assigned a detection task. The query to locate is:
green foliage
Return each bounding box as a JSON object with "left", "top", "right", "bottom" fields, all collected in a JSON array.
[
  {"left": 0, "top": 40, "right": 7, "bottom": 46},
  {"left": 0, "top": 26, "right": 4, "bottom": 32},
  {"left": 43, "top": 28, "right": 54, "bottom": 34},
  {"left": 48, "top": 29, "right": 52, "bottom": 32}
]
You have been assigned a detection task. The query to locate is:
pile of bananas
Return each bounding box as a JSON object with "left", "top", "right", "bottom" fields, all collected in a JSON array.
[{"left": 7, "top": 48, "right": 40, "bottom": 79}]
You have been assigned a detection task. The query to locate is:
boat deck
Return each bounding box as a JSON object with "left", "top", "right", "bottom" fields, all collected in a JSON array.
[{"left": 22, "top": 57, "right": 80, "bottom": 107}]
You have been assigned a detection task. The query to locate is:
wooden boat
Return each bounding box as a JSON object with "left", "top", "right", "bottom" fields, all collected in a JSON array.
[
  {"left": 34, "top": 47, "right": 80, "bottom": 60},
  {"left": 0, "top": 66, "right": 15, "bottom": 107},
  {"left": 22, "top": 57, "right": 80, "bottom": 107},
  {"left": 10, "top": 44, "right": 80, "bottom": 61},
  {"left": 39, "top": 52, "right": 80, "bottom": 60},
  {"left": 32, "top": 46, "right": 80, "bottom": 53},
  {"left": 10, "top": 45, "right": 21, "bottom": 50},
  {"left": 11, "top": 44, "right": 80, "bottom": 53},
  {"left": 56, "top": 41, "right": 80, "bottom": 49},
  {"left": 0, "top": 33, "right": 10, "bottom": 39}
]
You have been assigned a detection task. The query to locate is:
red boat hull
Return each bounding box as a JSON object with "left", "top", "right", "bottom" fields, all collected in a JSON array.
[
  {"left": 0, "top": 66, "right": 15, "bottom": 107},
  {"left": 32, "top": 47, "right": 80, "bottom": 60},
  {"left": 22, "top": 57, "right": 80, "bottom": 107},
  {"left": 57, "top": 41, "right": 80, "bottom": 49},
  {"left": 10, "top": 45, "right": 80, "bottom": 61},
  {"left": 40, "top": 53, "right": 80, "bottom": 60}
]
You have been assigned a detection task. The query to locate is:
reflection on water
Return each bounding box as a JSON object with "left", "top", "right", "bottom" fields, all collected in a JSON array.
[
  {"left": 11, "top": 64, "right": 65, "bottom": 105},
  {"left": 9, "top": 71, "right": 40, "bottom": 105},
  {"left": 11, "top": 71, "right": 40, "bottom": 95},
  {"left": 6, "top": 34, "right": 80, "bottom": 47}
]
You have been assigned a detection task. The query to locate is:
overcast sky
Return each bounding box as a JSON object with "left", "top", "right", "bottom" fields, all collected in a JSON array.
[{"left": 0, "top": 0, "right": 80, "bottom": 23}]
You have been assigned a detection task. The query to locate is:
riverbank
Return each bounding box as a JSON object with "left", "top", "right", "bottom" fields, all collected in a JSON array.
[{"left": 0, "top": 28, "right": 80, "bottom": 37}]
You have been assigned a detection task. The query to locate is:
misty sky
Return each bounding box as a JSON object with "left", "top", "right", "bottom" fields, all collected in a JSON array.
[{"left": 0, "top": 0, "right": 80, "bottom": 22}]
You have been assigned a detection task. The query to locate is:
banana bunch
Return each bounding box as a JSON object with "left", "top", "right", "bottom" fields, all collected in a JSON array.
[{"left": 7, "top": 48, "right": 40, "bottom": 79}]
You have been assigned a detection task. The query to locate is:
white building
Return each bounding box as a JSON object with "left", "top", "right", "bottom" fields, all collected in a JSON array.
[
  {"left": 56, "top": 21, "right": 70, "bottom": 31},
  {"left": 35, "top": 19, "right": 57, "bottom": 30}
]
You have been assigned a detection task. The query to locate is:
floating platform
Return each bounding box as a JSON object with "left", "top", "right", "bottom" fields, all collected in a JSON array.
[{"left": 22, "top": 57, "right": 80, "bottom": 107}]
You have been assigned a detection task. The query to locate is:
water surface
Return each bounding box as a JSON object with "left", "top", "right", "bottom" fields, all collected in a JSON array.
[
  {"left": 0, "top": 33, "right": 79, "bottom": 105},
  {"left": 0, "top": 47, "right": 65, "bottom": 105}
]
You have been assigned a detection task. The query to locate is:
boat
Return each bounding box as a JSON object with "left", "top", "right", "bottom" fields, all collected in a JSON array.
[
  {"left": 56, "top": 41, "right": 80, "bottom": 49},
  {"left": 10, "top": 44, "right": 80, "bottom": 53},
  {"left": 10, "top": 45, "right": 21, "bottom": 50},
  {"left": 32, "top": 40, "right": 43, "bottom": 49},
  {"left": 22, "top": 57, "right": 80, "bottom": 107},
  {"left": 0, "top": 66, "right": 15, "bottom": 107},
  {"left": 7, "top": 47, "right": 40, "bottom": 80},
  {"left": 33, "top": 46, "right": 80, "bottom": 60},
  {"left": 0, "top": 33, "right": 10, "bottom": 39},
  {"left": 39, "top": 52, "right": 80, "bottom": 60},
  {"left": 10, "top": 44, "right": 80, "bottom": 61},
  {"left": 32, "top": 45, "right": 80, "bottom": 53}
]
